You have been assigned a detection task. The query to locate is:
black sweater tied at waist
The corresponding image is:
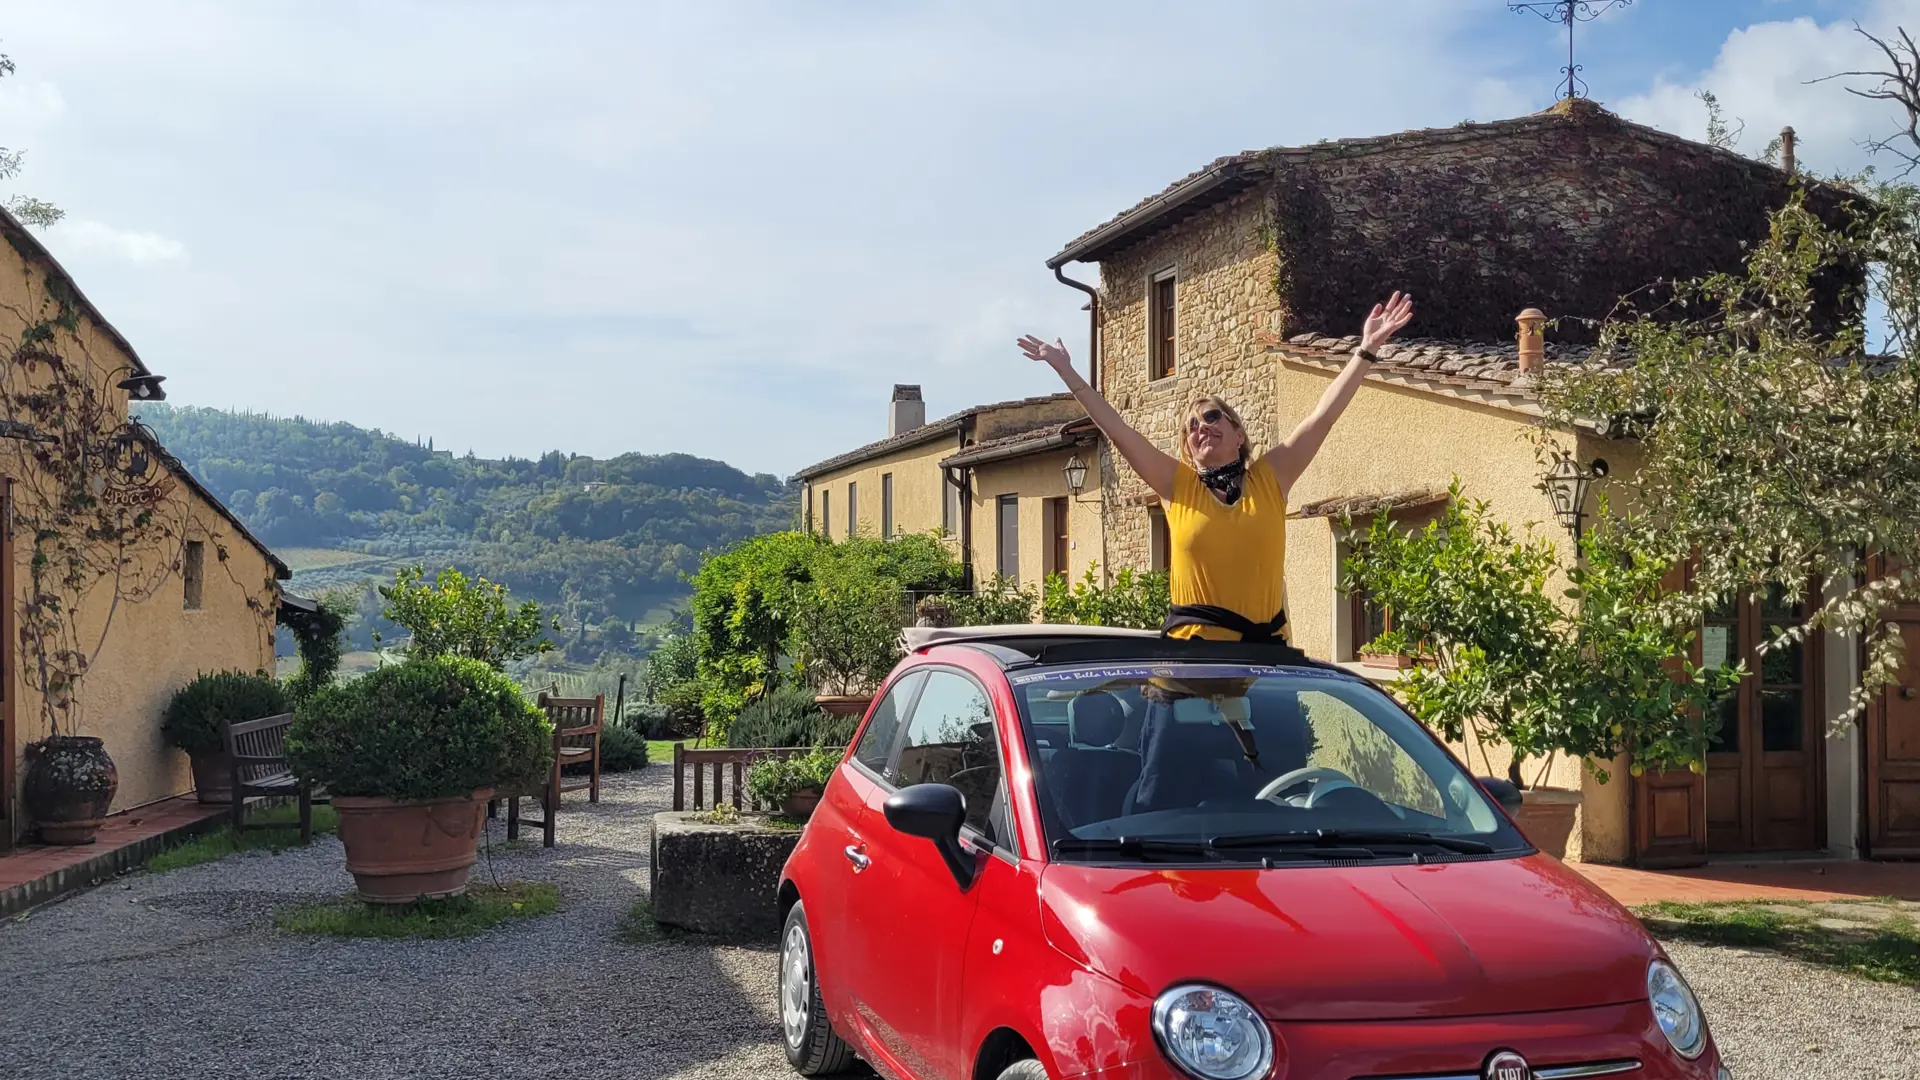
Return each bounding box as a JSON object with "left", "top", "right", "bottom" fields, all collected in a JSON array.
[{"left": 1160, "top": 604, "right": 1288, "bottom": 642}]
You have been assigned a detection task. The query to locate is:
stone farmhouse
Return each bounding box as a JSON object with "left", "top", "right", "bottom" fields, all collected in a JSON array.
[{"left": 798, "top": 100, "right": 1914, "bottom": 869}]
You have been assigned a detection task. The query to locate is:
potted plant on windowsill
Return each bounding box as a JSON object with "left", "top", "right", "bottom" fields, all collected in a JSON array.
[
  {"left": 746, "top": 748, "right": 842, "bottom": 820},
  {"left": 287, "top": 656, "right": 552, "bottom": 904},
  {"left": 1357, "top": 630, "right": 1420, "bottom": 671}
]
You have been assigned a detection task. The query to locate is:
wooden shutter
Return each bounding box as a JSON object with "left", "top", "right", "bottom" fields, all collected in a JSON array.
[{"left": 1631, "top": 557, "right": 1708, "bottom": 867}]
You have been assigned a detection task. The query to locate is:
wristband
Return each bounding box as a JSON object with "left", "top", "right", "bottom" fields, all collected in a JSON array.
[{"left": 1356, "top": 347, "right": 1379, "bottom": 363}]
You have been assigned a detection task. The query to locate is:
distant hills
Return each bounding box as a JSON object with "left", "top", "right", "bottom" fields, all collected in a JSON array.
[{"left": 136, "top": 404, "right": 796, "bottom": 652}]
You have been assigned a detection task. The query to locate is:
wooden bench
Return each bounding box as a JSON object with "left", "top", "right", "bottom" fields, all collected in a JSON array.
[
  {"left": 494, "top": 693, "right": 604, "bottom": 848},
  {"left": 223, "top": 713, "right": 327, "bottom": 843},
  {"left": 672, "top": 744, "right": 842, "bottom": 811}
]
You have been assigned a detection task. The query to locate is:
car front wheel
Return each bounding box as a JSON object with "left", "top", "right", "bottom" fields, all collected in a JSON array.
[
  {"left": 994, "top": 1060, "right": 1049, "bottom": 1080},
  {"left": 780, "top": 901, "right": 856, "bottom": 1075}
]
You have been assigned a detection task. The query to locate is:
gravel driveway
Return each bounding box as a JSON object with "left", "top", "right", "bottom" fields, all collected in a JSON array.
[
  {"left": 3, "top": 766, "right": 1914, "bottom": 1080},
  {"left": 0, "top": 767, "right": 796, "bottom": 1080}
]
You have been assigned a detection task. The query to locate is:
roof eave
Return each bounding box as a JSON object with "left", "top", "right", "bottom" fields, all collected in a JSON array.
[{"left": 1047, "top": 160, "right": 1266, "bottom": 268}]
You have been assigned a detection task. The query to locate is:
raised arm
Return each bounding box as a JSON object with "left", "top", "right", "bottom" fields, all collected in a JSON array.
[
  {"left": 1263, "top": 292, "right": 1414, "bottom": 492},
  {"left": 1017, "top": 335, "right": 1177, "bottom": 502}
]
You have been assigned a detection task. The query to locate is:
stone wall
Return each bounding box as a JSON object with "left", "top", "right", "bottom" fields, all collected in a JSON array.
[{"left": 1095, "top": 188, "right": 1282, "bottom": 574}]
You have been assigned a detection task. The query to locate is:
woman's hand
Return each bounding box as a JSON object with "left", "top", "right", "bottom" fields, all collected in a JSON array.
[
  {"left": 1017, "top": 335, "right": 1073, "bottom": 372},
  {"left": 1359, "top": 292, "right": 1414, "bottom": 354}
]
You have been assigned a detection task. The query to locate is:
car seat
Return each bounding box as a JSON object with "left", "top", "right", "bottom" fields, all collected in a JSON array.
[{"left": 1044, "top": 691, "right": 1142, "bottom": 829}]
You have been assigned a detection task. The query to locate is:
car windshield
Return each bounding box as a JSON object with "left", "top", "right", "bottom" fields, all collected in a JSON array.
[{"left": 1009, "top": 661, "right": 1528, "bottom": 863}]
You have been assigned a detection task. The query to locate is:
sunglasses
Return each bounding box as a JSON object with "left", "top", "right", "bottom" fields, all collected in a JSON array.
[{"left": 1187, "top": 408, "right": 1227, "bottom": 433}]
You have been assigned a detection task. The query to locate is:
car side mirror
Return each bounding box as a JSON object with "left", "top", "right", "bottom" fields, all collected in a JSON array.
[
  {"left": 883, "top": 783, "right": 977, "bottom": 891},
  {"left": 1478, "top": 777, "right": 1524, "bottom": 815}
]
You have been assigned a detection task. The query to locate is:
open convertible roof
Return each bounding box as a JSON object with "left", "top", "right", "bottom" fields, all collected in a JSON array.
[{"left": 901, "top": 624, "right": 1327, "bottom": 672}]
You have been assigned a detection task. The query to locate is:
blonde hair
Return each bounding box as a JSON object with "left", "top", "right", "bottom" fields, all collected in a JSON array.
[{"left": 1178, "top": 393, "right": 1253, "bottom": 468}]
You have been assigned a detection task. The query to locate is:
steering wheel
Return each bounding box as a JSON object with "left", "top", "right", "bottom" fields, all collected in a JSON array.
[{"left": 1255, "top": 766, "right": 1358, "bottom": 806}]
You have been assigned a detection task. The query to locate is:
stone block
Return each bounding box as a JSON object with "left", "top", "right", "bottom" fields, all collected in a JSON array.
[{"left": 649, "top": 811, "right": 802, "bottom": 939}]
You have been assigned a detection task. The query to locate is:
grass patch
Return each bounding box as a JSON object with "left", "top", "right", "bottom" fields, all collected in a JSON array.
[
  {"left": 1638, "top": 900, "right": 1920, "bottom": 986},
  {"left": 275, "top": 882, "right": 559, "bottom": 940},
  {"left": 646, "top": 739, "right": 681, "bottom": 764},
  {"left": 147, "top": 804, "right": 339, "bottom": 872}
]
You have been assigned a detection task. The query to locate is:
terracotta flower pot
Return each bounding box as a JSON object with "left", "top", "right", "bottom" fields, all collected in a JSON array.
[
  {"left": 333, "top": 789, "right": 493, "bottom": 904},
  {"left": 1513, "top": 787, "right": 1583, "bottom": 860},
  {"left": 780, "top": 789, "right": 823, "bottom": 820},
  {"left": 1359, "top": 653, "right": 1416, "bottom": 670},
  {"left": 814, "top": 695, "right": 872, "bottom": 719},
  {"left": 22, "top": 736, "right": 120, "bottom": 845},
  {"left": 188, "top": 750, "right": 234, "bottom": 805}
]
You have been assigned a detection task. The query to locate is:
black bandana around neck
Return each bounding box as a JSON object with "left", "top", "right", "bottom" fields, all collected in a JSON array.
[{"left": 1198, "top": 457, "right": 1246, "bottom": 505}]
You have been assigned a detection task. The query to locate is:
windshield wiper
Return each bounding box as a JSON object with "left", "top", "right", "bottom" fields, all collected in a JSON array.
[
  {"left": 1208, "top": 829, "right": 1496, "bottom": 855},
  {"left": 1051, "top": 836, "right": 1217, "bottom": 860}
]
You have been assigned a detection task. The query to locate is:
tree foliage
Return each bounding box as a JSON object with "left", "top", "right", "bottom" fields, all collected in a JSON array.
[
  {"left": 377, "top": 565, "right": 556, "bottom": 669},
  {"left": 0, "top": 48, "right": 64, "bottom": 230},
  {"left": 1343, "top": 483, "right": 1741, "bottom": 782},
  {"left": 1041, "top": 565, "right": 1170, "bottom": 628},
  {"left": 1537, "top": 185, "right": 1920, "bottom": 723}
]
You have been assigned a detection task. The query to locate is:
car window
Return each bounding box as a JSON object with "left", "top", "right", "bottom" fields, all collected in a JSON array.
[
  {"left": 889, "top": 669, "right": 1002, "bottom": 840},
  {"left": 1008, "top": 662, "right": 1522, "bottom": 863},
  {"left": 853, "top": 672, "right": 924, "bottom": 774}
]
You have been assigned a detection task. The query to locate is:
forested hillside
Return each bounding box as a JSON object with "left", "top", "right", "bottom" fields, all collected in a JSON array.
[{"left": 136, "top": 405, "right": 796, "bottom": 653}]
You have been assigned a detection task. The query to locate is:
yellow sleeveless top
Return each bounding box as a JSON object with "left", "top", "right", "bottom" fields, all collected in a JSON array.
[{"left": 1164, "top": 458, "right": 1289, "bottom": 642}]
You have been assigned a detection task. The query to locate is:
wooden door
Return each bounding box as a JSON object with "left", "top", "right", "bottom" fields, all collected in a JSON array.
[
  {"left": 1045, "top": 497, "right": 1068, "bottom": 579},
  {"left": 1632, "top": 559, "right": 1707, "bottom": 868},
  {"left": 1702, "top": 586, "right": 1824, "bottom": 853},
  {"left": 1866, "top": 612, "right": 1920, "bottom": 857}
]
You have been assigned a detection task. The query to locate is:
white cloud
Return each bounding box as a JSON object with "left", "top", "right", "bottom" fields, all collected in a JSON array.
[
  {"left": 1615, "top": 1, "right": 1920, "bottom": 176},
  {"left": 61, "top": 220, "right": 186, "bottom": 264}
]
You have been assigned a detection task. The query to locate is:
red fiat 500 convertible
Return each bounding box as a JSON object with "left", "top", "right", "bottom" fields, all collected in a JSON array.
[{"left": 775, "top": 626, "right": 1729, "bottom": 1080}]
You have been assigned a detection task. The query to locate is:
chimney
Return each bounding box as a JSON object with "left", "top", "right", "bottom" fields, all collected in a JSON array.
[
  {"left": 889, "top": 384, "right": 925, "bottom": 436},
  {"left": 1780, "top": 126, "right": 1796, "bottom": 176},
  {"left": 1516, "top": 308, "right": 1547, "bottom": 376}
]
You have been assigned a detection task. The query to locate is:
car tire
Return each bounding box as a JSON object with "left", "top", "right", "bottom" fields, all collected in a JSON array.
[
  {"left": 780, "top": 901, "right": 856, "bottom": 1075},
  {"left": 994, "top": 1060, "right": 1050, "bottom": 1080}
]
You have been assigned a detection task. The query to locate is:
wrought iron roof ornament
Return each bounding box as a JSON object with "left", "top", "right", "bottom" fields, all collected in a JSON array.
[{"left": 1509, "top": 0, "right": 1632, "bottom": 101}]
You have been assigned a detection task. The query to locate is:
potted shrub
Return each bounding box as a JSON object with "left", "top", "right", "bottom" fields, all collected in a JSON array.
[
  {"left": 161, "top": 671, "right": 291, "bottom": 804},
  {"left": 789, "top": 560, "right": 904, "bottom": 718},
  {"left": 288, "top": 656, "right": 552, "bottom": 903},
  {"left": 1357, "top": 629, "right": 1419, "bottom": 671},
  {"left": 746, "top": 748, "right": 841, "bottom": 820}
]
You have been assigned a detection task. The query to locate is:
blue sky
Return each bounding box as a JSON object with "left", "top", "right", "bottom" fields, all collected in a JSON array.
[{"left": 2, "top": 0, "right": 1914, "bottom": 476}]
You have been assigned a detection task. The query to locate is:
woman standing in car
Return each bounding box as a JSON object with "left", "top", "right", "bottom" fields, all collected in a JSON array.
[{"left": 1017, "top": 291, "right": 1413, "bottom": 644}]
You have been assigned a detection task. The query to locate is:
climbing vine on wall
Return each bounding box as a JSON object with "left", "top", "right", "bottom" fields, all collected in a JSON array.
[{"left": 0, "top": 254, "right": 274, "bottom": 738}]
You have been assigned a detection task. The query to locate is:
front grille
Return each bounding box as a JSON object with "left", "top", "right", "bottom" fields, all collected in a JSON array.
[{"left": 1359, "top": 1060, "right": 1642, "bottom": 1080}]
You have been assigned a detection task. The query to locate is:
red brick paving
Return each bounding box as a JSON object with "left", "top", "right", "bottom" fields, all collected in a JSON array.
[
  {"left": 0, "top": 797, "right": 223, "bottom": 911},
  {"left": 1574, "top": 858, "right": 1920, "bottom": 906}
]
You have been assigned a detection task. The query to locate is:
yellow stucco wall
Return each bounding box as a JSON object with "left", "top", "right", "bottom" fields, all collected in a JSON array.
[
  {"left": 1274, "top": 358, "right": 1645, "bottom": 862},
  {"left": 967, "top": 445, "right": 1105, "bottom": 595},
  {"left": 802, "top": 435, "right": 960, "bottom": 546},
  {"left": 3, "top": 235, "right": 281, "bottom": 835}
]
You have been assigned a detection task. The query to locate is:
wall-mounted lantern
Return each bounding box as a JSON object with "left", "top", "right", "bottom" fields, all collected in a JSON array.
[
  {"left": 1063, "top": 454, "right": 1089, "bottom": 494},
  {"left": 1542, "top": 453, "right": 1608, "bottom": 541},
  {"left": 116, "top": 373, "right": 167, "bottom": 401}
]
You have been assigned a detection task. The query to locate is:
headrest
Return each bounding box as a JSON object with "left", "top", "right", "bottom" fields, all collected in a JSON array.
[{"left": 1068, "top": 691, "right": 1127, "bottom": 748}]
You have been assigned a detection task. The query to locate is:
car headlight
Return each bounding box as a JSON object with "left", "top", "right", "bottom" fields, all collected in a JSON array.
[
  {"left": 1647, "top": 959, "right": 1706, "bottom": 1059},
  {"left": 1150, "top": 984, "right": 1274, "bottom": 1080}
]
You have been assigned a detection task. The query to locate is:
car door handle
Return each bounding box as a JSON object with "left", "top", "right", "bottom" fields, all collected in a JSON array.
[{"left": 844, "top": 845, "right": 870, "bottom": 872}]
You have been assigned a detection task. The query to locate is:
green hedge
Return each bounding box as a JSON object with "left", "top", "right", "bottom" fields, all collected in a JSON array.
[
  {"left": 288, "top": 656, "right": 553, "bottom": 800},
  {"left": 727, "top": 684, "right": 857, "bottom": 749}
]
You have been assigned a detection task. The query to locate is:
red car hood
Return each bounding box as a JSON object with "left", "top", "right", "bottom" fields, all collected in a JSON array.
[{"left": 1037, "top": 855, "right": 1654, "bottom": 1022}]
